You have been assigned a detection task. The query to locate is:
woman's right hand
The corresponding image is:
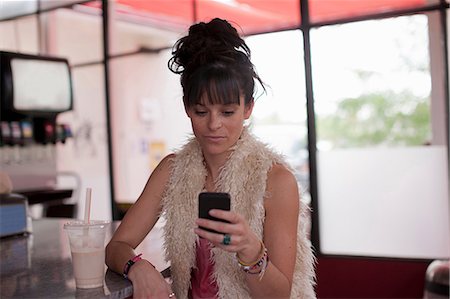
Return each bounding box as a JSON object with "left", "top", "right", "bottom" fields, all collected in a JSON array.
[{"left": 127, "top": 259, "right": 175, "bottom": 299}]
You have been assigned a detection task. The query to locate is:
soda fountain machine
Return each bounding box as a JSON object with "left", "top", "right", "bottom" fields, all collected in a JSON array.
[{"left": 0, "top": 51, "right": 74, "bottom": 230}]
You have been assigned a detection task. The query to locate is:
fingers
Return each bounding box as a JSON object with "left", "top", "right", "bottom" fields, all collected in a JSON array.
[
  {"left": 209, "top": 209, "right": 240, "bottom": 223},
  {"left": 193, "top": 226, "right": 222, "bottom": 243},
  {"left": 195, "top": 210, "right": 248, "bottom": 251},
  {"left": 134, "top": 284, "right": 174, "bottom": 299},
  {"left": 195, "top": 218, "right": 235, "bottom": 236},
  {"left": 130, "top": 267, "right": 174, "bottom": 299},
  {"left": 194, "top": 228, "right": 243, "bottom": 253},
  {"left": 195, "top": 209, "right": 241, "bottom": 233},
  {"left": 194, "top": 226, "right": 241, "bottom": 244}
]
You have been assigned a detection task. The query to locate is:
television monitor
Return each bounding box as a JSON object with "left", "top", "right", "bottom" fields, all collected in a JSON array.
[{"left": 0, "top": 51, "right": 73, "bottom": 117}]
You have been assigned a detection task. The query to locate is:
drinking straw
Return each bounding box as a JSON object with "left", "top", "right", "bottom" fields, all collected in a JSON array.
[
  {"left": 82, "top": 188, "right": 92, "bottom": 247},
  {"left": 84, "top": 188, "right": 92, "bottom": 224}
]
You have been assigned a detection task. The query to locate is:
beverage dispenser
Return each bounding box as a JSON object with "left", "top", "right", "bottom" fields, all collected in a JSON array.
[{"left": 0, "top": 51, "right": 73, "bottom": 197}]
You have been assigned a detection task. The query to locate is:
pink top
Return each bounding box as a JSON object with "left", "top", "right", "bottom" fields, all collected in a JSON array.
[{"left": 188, "top": 238, "right": 219, "bottom": 299}]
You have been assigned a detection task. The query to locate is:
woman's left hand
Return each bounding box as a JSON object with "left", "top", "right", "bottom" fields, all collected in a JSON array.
[{"left": 194, "top": 209, "right": 261, "bottom": 263}]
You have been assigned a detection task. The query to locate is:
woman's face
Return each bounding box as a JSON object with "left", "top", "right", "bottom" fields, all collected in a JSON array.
[{"left": 186, "top": 95, "right": 253, "bottom": 158}]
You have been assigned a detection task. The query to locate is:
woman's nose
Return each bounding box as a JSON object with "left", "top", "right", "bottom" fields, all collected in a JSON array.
[{"left": 208, "top": 114, "right": 222, "bottom": 130}]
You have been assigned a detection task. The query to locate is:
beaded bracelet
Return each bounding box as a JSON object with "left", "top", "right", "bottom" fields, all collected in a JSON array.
[
  {"left": 248, "top": 252, "right": 269, "bottom": 281},
  {"left": 236, "top": 241, "right": 269, "bottom": 281},
  {"left": 123, "top": 253, "right": 143, "bottom": 279}
]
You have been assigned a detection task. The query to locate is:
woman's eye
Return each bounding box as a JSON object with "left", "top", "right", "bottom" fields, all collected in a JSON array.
[{"left": 194, "top": 110, "right": 207, "bottom": 116}]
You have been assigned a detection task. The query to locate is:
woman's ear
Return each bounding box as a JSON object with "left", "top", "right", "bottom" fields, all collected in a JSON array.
[{"left": 244, "top": 101, "right": 254, "bottom": 119}]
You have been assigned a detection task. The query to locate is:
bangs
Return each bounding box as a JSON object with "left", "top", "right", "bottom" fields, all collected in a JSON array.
[{"left": 184, "top": 65, "right": 241, "bottom": 107}]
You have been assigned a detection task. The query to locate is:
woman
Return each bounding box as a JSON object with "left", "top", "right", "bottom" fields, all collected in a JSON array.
[{"left": 105, "top": 18, "right": 316, "bottom": 299}]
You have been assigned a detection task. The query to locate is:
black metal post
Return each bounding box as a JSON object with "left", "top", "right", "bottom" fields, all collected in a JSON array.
[
  {"left": 101, "top": 0, "right": 119, "bottom": 220},
  {"left": 300, "top": 0, "right": 321, "bottom": 254}
]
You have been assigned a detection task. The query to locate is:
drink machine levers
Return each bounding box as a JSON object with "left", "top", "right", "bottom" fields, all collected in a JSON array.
[{"left": 0, "top": 51, "right": 74, "bottom": 229}]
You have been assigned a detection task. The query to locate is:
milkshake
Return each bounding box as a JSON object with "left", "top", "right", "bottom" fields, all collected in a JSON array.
[
  {"left": 71, "top": 248, "right": 105, "bottom": 288},
  {"left": 64, "top": 220, "right": 110, "bottom": 289}
]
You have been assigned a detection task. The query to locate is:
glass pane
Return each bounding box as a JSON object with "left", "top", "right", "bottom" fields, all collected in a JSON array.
[
  {"left": 39, "top": 1, "right": 112, "bottom": 219},
  {"left": 197, "top": 0, "right": 300, "bottom": 35},
  {"left": 246, "top": 31, "right": 310, "bottom": 196},
  {"left": 0, "top": 0, "right": 37, "bottom": 20},
  {"left": 312, "top": 16, "right": 431, "bottom": 148},
  {"left": 109, "top": 0, "right": 186, "bottom": 56},
  {"left": 309, "top": 0, "right": 437, "bottom": 24},
  {"left": 57, "top": 65, "right": 112, "bottom": 220},
  {"left": 311, "top": 15, "right": 449, "bottom": 258},
  {"left": 113, "top": 0, "right": 193, "bottom": 33},
  {"left": 39, "top": 0, "right": 87, "bottom": 10},
  {"left": 45, "top": 1, "right": 103, "bottom": 65},
  {"left": 0, "top": 15, "right": 39, "bottom": 53},
  {"left": 110, "top": 50, "right": 191, "bottom": 204},
  {"left": 316, "top": 145, "right": 449, "bottom": 258}
]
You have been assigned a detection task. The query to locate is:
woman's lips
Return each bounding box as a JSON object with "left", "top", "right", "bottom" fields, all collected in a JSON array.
[{"left": 205, "top": 136, "right": 224, "bottom": 142}]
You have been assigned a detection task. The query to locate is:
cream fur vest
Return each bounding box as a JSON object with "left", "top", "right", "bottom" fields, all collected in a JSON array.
[{"left": 161, "top": 128, "right": 316, "bottom": 299}]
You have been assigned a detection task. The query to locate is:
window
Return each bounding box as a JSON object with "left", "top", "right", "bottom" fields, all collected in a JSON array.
[
  {"left": 246, "top": 31, "right": 310, "bottom": 198},
  {"left": 311, "top": 14, "right": 449, "bottom": 258},
  {"left": 308, "top": 0, "right": 437, "bottom": 24}
]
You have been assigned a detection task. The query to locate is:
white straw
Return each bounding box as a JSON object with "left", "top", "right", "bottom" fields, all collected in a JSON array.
[{"left": 84, "top": 188, "right": 92, "bottom": 224}]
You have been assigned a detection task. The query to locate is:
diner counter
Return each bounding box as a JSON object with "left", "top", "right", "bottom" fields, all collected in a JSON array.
[{"left": 0, "top": 218, "right": 169, "bottom": 299}]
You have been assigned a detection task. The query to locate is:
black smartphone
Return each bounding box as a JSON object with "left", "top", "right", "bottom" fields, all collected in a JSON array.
[{"left": 198, "top": 192, "right": 231, "bottom": 234}]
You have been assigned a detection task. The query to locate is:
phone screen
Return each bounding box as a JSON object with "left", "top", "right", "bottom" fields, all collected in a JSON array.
[{"left": 198, "top": 192, "right": 231, "bottom": 233}]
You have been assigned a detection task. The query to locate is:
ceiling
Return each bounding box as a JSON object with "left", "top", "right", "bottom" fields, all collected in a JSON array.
[
  {"left": 0, "top": 0, "right": 434, "bottom": 35},
  {"left": 112, "top": 0, "right": 430, "bottom": 35}
]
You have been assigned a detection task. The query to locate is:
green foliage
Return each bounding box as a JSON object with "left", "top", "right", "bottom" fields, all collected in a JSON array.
[{"left": 317, "top": 91, "right": 431, "bottom": 148}]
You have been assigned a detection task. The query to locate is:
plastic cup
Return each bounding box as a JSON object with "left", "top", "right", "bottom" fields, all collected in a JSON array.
[{"left": 64, "top": 220, "right": 110, "bottom": 289}]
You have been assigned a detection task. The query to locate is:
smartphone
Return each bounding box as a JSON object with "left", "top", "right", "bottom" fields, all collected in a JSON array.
[{"left": 198, "top": 192, "right": 231, "bottom": 234}]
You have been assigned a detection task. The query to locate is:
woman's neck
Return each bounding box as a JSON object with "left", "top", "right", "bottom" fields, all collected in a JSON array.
[{"left": 202, "top": 151, "right": 230, "bottom": 185}]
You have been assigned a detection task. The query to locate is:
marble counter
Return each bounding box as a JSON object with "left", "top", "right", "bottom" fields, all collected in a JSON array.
[{"left": 0, "top": 218, "right": 168, "bottom": 299}]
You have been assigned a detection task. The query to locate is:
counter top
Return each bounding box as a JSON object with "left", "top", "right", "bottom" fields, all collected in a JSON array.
[
  {"left": 0, "top": 218, "right": 168, "bottom": 299},
  {"left": 19, "top": 189, "right": 73, "bottom": 205}
]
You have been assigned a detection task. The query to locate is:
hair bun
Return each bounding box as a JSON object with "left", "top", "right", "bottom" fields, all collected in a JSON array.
[
  {"left": 169, "top": 18, "right": 250, "bottom": 74},
  {"left": 168, "top": 18, "right": 265, "bottom": 108}
]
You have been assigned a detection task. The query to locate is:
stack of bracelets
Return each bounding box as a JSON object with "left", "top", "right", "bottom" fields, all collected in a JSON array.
[
  {"left": 236, "top": 240, "right": 269, "bottom": 281},
  {"left": 123, "top": 253, "right": 146, "bottom": 279}
]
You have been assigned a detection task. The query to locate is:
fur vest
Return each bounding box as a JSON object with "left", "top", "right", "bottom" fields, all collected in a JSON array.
[{"left": 161, "top": 128, "right": 316, "bottom": 299}]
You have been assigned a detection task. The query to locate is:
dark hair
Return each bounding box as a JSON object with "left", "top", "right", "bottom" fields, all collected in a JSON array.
[{"left": 168, "top": 18, "right": 264, "bottom": 108}]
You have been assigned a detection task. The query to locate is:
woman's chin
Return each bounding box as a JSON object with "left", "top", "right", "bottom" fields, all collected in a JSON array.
[{"left": 202, "top": 144, "right": 229, "bottom": 157}]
